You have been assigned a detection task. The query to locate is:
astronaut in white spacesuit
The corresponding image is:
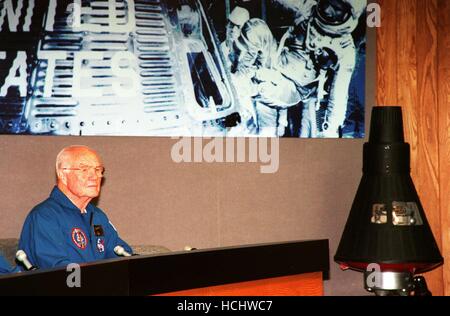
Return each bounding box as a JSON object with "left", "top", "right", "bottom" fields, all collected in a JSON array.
[
  {"left": 275, "top": 0, "right": 366, "bottom": 137},
  {"left": 229, "top": 18, "right": 301, "bottom": 137}
]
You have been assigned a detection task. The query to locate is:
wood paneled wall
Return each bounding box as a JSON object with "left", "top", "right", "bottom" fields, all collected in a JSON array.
[
  {"left": 377, "top": 0, "right": 450, "bottom": 296},
  {"left": 437, "top": 0, "right": 450, "bottom": 298}
]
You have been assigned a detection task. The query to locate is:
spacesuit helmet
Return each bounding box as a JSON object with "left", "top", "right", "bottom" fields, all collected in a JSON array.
[
  {"left": 231, "top": 18, "right": 277, "bottom": 72},
  {"left": 316, "top": 0, "right": 353, "bottom": 24}
]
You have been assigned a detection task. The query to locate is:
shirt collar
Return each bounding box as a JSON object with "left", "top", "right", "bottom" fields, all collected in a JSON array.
[{"left": 50, "top": 186, "right": 89, "bottom": 212}]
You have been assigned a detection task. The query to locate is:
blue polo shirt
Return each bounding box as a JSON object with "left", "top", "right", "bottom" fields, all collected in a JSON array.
[{"left": 18, "top": 187, "right": 133, "bottom": 270}]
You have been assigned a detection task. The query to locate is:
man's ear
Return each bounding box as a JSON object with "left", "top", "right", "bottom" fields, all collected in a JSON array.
[{"left": 57, "top": 169, "right": 68, "bottom": 185}]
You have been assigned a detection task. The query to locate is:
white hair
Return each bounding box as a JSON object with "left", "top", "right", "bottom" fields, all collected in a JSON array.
[{"left": 55, "top": 145, "right": 96, "bottom": 171}]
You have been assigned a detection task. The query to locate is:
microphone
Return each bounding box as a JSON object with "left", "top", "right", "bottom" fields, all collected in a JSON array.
[
  {"left": 16, "top": 250, "right": 38, "bottom": 271},
  {"left": 114, "top": 246, "right": 132, "bottom": 257}
]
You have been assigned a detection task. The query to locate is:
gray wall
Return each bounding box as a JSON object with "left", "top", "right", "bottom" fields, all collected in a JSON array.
[{"left": 0, "top": 28, "right": 375, "bottom": 297}]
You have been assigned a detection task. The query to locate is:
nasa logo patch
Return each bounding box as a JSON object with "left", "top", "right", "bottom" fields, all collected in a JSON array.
[{"left": 97, "top": 238, "right": 105, "bottom": 253}]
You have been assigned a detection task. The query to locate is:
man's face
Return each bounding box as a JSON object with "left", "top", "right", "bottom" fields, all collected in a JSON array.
[
  {"left": 62, "top": 150, "right": 103, "bottom": 199},
  {"left": 226, "top": 21, "right": 242, "bottom": 42},
  {"left": 318, "top": 0, "right": 351, "bottom": 23}
]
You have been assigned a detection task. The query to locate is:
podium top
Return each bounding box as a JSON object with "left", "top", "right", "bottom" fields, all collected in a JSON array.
[{"left": 0, "top": 239, "right": 329, "bottom": 296}]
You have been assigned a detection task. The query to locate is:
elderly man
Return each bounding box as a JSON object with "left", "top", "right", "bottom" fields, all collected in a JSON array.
[{"left": 18, "top": 146, "right": 132, "bottom": 270}]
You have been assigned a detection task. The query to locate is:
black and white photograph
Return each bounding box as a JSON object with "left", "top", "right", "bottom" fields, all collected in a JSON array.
[{"left": 0, "top": 0, "right": 366, "bottom": 137}]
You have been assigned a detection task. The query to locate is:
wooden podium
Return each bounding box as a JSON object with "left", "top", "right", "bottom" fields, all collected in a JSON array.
[{"left": 0, "top": 240, "right": 329, "bottom": 296}]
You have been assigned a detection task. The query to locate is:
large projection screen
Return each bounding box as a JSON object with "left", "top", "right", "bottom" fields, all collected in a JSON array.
[{"left": 0, "top": 0, "right": 366, "bottom": 138}]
